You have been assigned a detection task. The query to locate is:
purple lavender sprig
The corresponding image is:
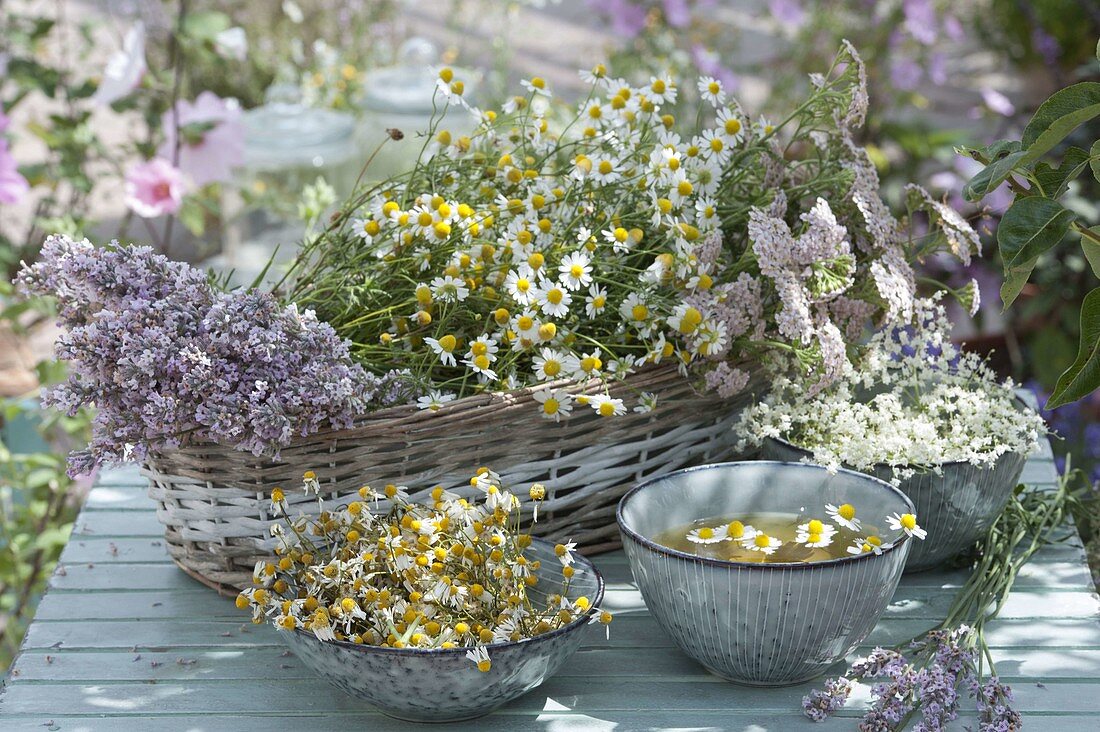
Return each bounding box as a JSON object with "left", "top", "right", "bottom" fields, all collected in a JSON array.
[{"left": 17, "top": 235, "right": 412, "bottom": 475}]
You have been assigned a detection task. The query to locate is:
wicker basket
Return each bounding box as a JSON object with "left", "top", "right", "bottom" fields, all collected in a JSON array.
[{"left": 143, "top": 365, "right": 758, "bottom": 593}]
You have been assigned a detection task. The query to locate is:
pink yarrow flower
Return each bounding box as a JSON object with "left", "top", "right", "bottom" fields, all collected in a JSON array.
[
  {"left": 125, "top": 158, "right": 187, "bottom": 217},
  {"left": 158, "top": 91, "right": 244, "bottom": 186}
]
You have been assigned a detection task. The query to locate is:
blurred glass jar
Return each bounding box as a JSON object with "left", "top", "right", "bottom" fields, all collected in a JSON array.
[
  {"left": 356, "top": 38, "right": 477, "bottom": 182},
  {"left": 219, "top": 84, "right": 357, "bottom": 287}
]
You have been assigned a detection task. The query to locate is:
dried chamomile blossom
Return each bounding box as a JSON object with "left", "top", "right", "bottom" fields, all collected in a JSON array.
[{"left": 239, "top": 469, "right": 611, "bottom": 671}]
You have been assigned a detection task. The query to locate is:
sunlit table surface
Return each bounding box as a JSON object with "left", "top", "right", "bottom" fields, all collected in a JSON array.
[{"left": 2, "top": 423, "right": 1099, "bottom": 730}]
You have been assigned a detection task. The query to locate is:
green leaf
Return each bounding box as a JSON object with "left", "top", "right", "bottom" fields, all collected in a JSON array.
[
  {"left": 997, "top": 196, "right": 1077, "bottom": 269},
  {"left": 1091, "top": 140, "right": 1100, "bottom": 184},
  {"left": 963, "top": 149, "right": 1027, "bottom": 201},
  {"left": 1083, "top": 227, "right": 1100, "bottom": 279},
  {"left": 1000, "top": 261, "right": 1036, "bottom": 310},
  {"left": 1033, "top": 146, "right": 1090, "bottom": 198},
  {"left": 1048, "top": 287, "right": 1100, "bottom": 408},
  {"left": 1020, "top": 82, "right": 1100, "bottom": 166}
]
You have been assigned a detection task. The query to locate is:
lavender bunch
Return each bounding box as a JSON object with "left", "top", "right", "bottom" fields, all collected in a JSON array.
[
  {"left": 802, "top": 469, "right": 1079, "bottom": 730},
  {"left": 17, "top": 235, "right": 411, "bottom": 476}
]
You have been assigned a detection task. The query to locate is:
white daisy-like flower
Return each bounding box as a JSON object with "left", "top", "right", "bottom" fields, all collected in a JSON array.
[
  {"left": 619, "top": 292, "right": 651, "bottom": 327},
  {"left": 795, "top": 519, "right": 837, "bottom": 548},
  {"left": 697, "top": 76, "right": 726, "bottom": 106},
  {"left": 464, "top": 335, "right": 499, "bottom": 381},
  {"left": 757, "top": 115, "right": 775, "bottom": 137},
  {"left": 742, "top": 532, "right": 782, "bottom": 555},
  {"left": 633, "top": 392, "right": 658, "bottom": 413},
  {"left": 725, "top": 520, "right": 753, "bottom": 542},
  {"left": 573, "top": 350, "right": 603, "bottom": 379},
  {"left": 352, "top": 217, "right": 381, "bottom": 243},
  {"left": 648, "top": 73, "right": 677, "bottom": 105},
  {"left": 590, "top": 157, "right": 622, "bottom": 185},
  {"left": 558, "top": 251, "right": 593, "bottom": 290},
  {"left": 537, "top": 282, "right": 573, "bottom": 318},
  {"left": 716, "top": 108, "right": 743, "bottom": 144},
  {"left": 686, "top": 524, "right": 728, "bottom": 544},
  {"left": 465, "top": 646, "right": 492, "bottom": 672},
  {"left": 533, "top": 388, "right": 573, "bottom": 422},
  {"left": 589, "top": 394, "right": 626, "bottom": 417},
  {"left": 416, "top": 389, "right": 456, "bottom": 412},
  {"left": 430, "top": 275, "right": 469, "bottom": 303},
  {"left": 886, "top": 512, "right": 928, "bottom": 540},
  {"left": 512, "top": 310, "right": 540, "bottom": 344},
  {"left": 424, "top": 335, "right": 459, "bottom": 367},
  {"left": 520, "top": 76, "right": 551, "bottom": 97},
  {"left": 825, "top": 503, "right": 862, "bottom": 532},
  {"left": 555, "top": 539, "right": 578, "bottom": 566},
  {"left": 846, "top": 537, "right": 884, "bottom": 556},
  {"left": 505, "top": 266, "right": 538, "bottom": 305},
  {"left": 533, "top": 347, "right": 569, "bottom": 381},
  {"left": 585, "top": 284, "right": 608, "bottom": 318}
]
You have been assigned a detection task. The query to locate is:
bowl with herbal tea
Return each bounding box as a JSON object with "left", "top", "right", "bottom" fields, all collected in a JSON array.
[
  {"left": 240, "top": 469, "right": 610, "bottom": 723},
  {"left": 617, "top": 461, "right": 922, "bottom": 686}
]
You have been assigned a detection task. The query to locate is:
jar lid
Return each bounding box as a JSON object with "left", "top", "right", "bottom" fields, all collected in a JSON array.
[
  {"left": 244, "top": 84, "right": 357, "bottom": 169},
  {"left": 361, "top": 37, "right": 475, "bottom": 114}
]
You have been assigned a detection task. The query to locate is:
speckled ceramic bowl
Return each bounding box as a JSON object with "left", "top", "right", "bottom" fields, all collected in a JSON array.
[
  {"left": 761, "top": 436, "right": 1027, "bottom": 572},
  {"left": 618, "top": 461, "right": 913, "bottom": 686},
  {"left": 281, "top": 538, "right": 603, "bottom": 723}
]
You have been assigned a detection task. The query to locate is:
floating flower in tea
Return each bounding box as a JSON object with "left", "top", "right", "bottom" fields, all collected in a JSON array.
[{"left": 657, "top": 502, "right": 924, "bottom": 563}]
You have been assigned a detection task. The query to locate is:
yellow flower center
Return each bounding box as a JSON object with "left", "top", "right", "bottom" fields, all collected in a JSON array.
[
  {"left": 707, "top": 81, "right": 720, "bottom": 94},
  {"left": 592, "top": 295, "right": 606, "bottom": 308},
  {"left": 518, "top": 315, "right": 534, "bottom": 330},
  {"left": 677, "top": 180, "right": 693, "bottom": 196},
  {"left": 547, "top": 288, "right": 564, "bottom": 305},
  {"left": 710, "top": 137, "right": 724, "bottom": 153},
  {"left": 598, "top": 161, "right": 613, "bottom": 175},
  {"left": 631, "top": 304, "right": 649, "bottom": 321},
  {"left": 417, "top": 211, "right": 433, "bottom": 227},
  {"left": 542, "top": 398, "right": 559, "bottom": 415},
  {"left": 698, "top": 527, "right": 714, "bottom": 540},
  {"left": 474, "top": 354, "right": 490, "bottom": 370},
  {"left": 477, "top": 659, "right": 491, "bottom": 673},
  {"left": 724, "top": 118, "right": 741, "bottom": 135},
  {"left": 754, "top": 534, "right": 772, "bottom": 549},
  {"left": 538, "top": 323, "right": 556, "bottom": 340},
  {"left": 808, "top": 532, "right": 821, "bottom": 543},
  {"left": 580, "top": 356, "right": 601, "bottom": 373},
  {"left": 614, "top": 227, "right": 629, "bottom": 242},
  {"left": 598, "top": 401, "right": 616, "bottom": 417},
  {"left": 808, "top": 519, "right": 824, "bottom": 534},
  {"left": 727, "top": 520, "right": 744, "bottom": 538},
  {"left": 570, "top": 264, "right": 585, "bottom": 278},
  {"left": 868, "top": 535, "right": 882, "bottom": 546},
  {"left": 472, "top": 342, "right": 488, "bottom": 356},
  {"left": 516, "top": 277, "right": 531, "bottom": 292},
  {"left": 901, "top": 514, "right": 917, "bottom": 530},
  {"left": 678, "top": 307, "right": 703, "bottom": 334},
  {"left": 651, "top": 79, "right": 666, "bottom": 94},
  {"left": 438, "top": 334, "right": 456, "bottom": 353},
  {"left": 838, "top": 504, "right": 856, "bottom": 521},
  {"left": 543, "top": 360, "right": 562, "bottom": 377}
]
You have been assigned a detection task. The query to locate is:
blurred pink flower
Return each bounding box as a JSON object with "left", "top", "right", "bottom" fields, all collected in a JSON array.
[
  {"left": 93, "top": 22, "right": 146, "bottom": 106},
  {"left": 0, "top": 139, "right": 30, "bottom": 205},
  {"left": 589, "top": 0, "right": 648, "bottom": 39},
  {"left": 662, "top": 0, "right": 691, "bottom": 27},
  {"left": 889, "top": 57, "right": 922, "bottom": 91},
  {"left": 980, "top": 88, "right": 1015, "bottom": 117},
  {"left": 125, "top": 158, "right": 187, "bottom": 218},
  {"left": 691, "top": 45, "right": 739, "bottom": 91},
  {"left": 903, "top": 0, "right": 937, "bottom": 45},
  {"left": 0, "top": 110, "right": 10, "bottom": 133},
  {"left": 158, "top": 92, "right": 244, "bottom": 186}
]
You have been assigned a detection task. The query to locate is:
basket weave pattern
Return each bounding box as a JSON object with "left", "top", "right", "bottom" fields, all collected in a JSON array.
[{"left": 143, "top": 366, "right": 755, "bottom": 592}]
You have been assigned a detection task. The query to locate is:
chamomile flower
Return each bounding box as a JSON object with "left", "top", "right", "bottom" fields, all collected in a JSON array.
[
  {"left": 648, "top": 73, "right": 677, "bottom": 104},
  {"left": 417, "top": 389, "right": 456, "bottom": 412},
  {"left": 465, "top": 646, "right": 492, "bottom": 672},
  {"left": 757, "top": 115, "right": 775, "bottom": 136},
  {"left": 537, "top": 282, "right": 573, "bottom": 318},
  {"left": 533, "top": 348, "right": 570, "bottom": 381},
  {"left": 558, "top": 251, "right": 593, "bottom": 290},
  {"left": 505, "top": 266, "right": 538, "bottom": 305},
  {"left": 687, "top": 525, "right": 728, "bottom": 544},
  {"left": 270, "top": 487, "right": 288, "bottom": 513},
  {"left": 620, "top": 292, "right": 651, "bottom": 328},
  {"left": 634, "top": 392, "right": 659, "bottom": 413},
  {"left": 555, "top": 540, "right": 578, "bottom": 566},
  {"left": 825, "top": 503, "right": 862, "bottom": 532},
  {"left": 726, "top": 520, "right": 752, "bottom": 541},
  {"left": 716, "top": 108, "right": 743, "bottom": 144},
  {"left": 425, "top": 334, "right": 459, "bottom": 366},
  {"left": 668, "top": 303, "right": 704, "bottom": 335},
  {"left": 585, "top": 284, "right": 608, "bottom": 318},
  {"left": 846, "top": 538, "right": 883, "bottom": 556},
  {"left": 795, "top": 519, "right": 837, "bottom": 548},
  {"left": 743, "top": 532, "right": 782, "bottom": 555},
  {"left": 697, "top": 76, "right": 726, "bottom": 106},
  {"left": 534, "top": 388, "right": 573, "bottom": 422},
  {"left": 430, "top": 275, "right": 469, "bottom": 303},
  {"left": 589, "top": 395, "right": 626, "bottom": 417},
  {"left": 573, "top": 350, "right": 603, "bottom": 379},
  {"left": 886, "top": 512, "right": 927, "bottom": 540}
]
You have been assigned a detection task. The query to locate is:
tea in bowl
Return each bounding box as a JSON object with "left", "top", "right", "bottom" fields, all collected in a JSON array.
[{"left": 617, "top": 461, "right": 918, "bottom": 686}]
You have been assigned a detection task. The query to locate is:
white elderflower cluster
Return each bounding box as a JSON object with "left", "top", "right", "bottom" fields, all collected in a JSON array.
[{"left": 738, "top": 298, "right": 1046, "bottom": 481}]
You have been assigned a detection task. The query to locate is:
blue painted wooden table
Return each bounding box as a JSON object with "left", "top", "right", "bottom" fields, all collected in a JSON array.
[{"left": 2, "top": 436, "right": 1099, "bottom": 731}]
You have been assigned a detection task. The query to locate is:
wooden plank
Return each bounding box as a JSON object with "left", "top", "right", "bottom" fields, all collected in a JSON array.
[
  {"left": 72, "top": 510, "right": 164, "bottom": 538},
  {"left": 12, "top": 646, "right": 1100, "bottom": 684},
  {"left": 47, "top": 564, "right": 207, "bottom": 592},
  {"left": 83, "top": 486, "right": 153, "bottom": 511},
  {"left": 58, "top": 538, "right": 171, "bottom": 565},
  {"left": 19, "top": 615, "right": 1100, "bottom": 653},
  {"left": 2, "top": 676, "right": 1099, "bottom": 716},
  {"left": 94, "top": 465, "right": 146, "bottom": 487}
]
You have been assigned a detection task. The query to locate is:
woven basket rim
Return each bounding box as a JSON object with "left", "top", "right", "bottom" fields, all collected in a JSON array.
[{"left": 149, "top": 362, "right": 715, "bottom": 458}]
